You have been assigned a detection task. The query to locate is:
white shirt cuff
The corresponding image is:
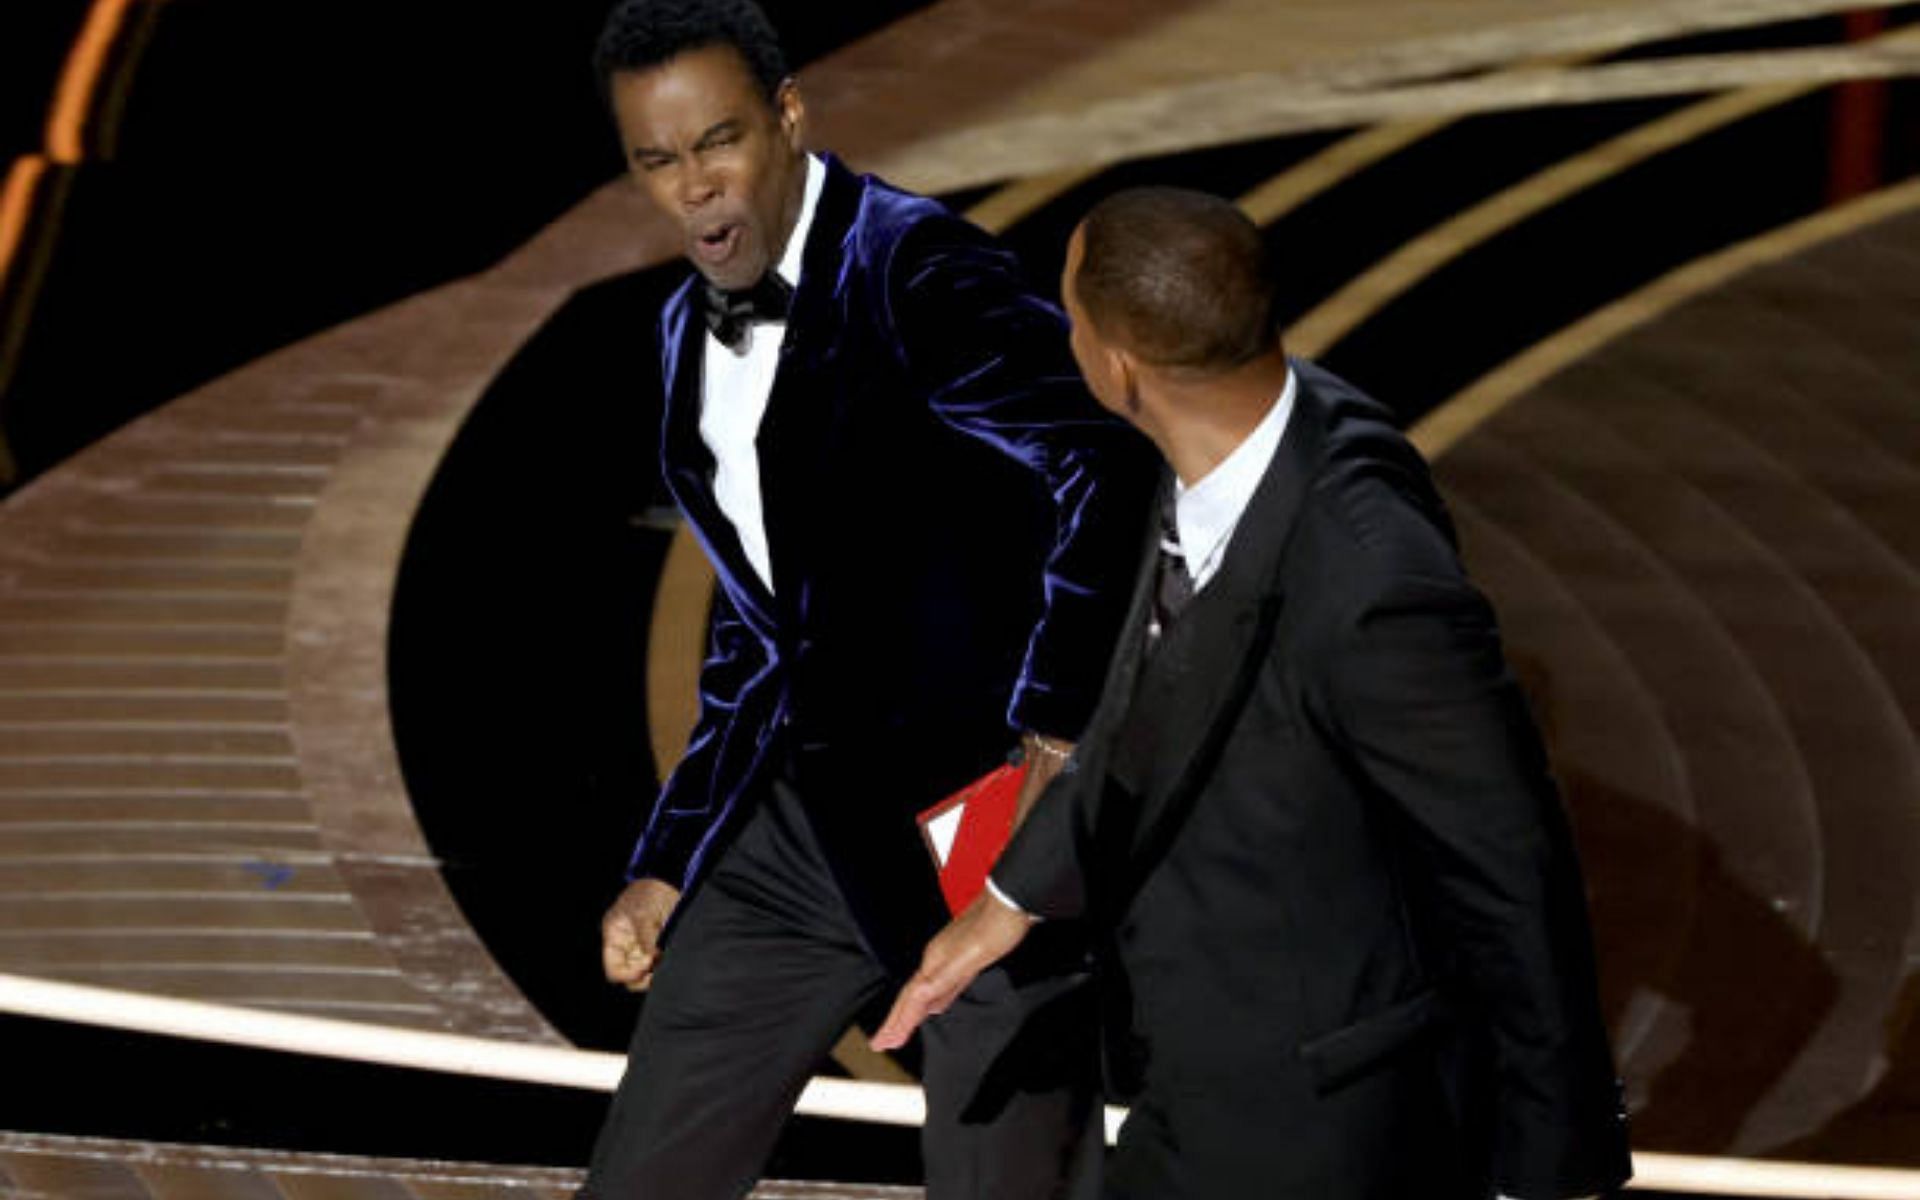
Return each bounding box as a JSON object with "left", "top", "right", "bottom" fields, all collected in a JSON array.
[{"left": 983, "top": 876, "right": 1034, "bottom": 919}]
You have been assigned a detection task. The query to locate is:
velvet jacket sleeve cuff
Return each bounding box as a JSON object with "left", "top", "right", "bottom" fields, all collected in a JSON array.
[{"left": 625, "top": 808, "right": 710, "bottom": 890}]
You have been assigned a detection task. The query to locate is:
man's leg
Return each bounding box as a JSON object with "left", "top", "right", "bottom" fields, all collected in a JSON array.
[
  {"left": 919, "top": 934, "right": 1104, "bottom": 1200},
  {"left": 580, "top": 782, "right": 888, "bottom": 1200}
]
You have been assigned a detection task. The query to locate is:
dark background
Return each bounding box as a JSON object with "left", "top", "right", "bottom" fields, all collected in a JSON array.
[{"left": 0, "top": 0, "right": 938, "bottom": 490}]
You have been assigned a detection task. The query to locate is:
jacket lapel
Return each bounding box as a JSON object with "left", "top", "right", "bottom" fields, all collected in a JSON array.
[
  {"left": 1107, "top": 367, "right": 1328, "bottom": 871},
  {"left": 755, "top": 155, "right": 862, "bottom": 614},
  {"left": 659, "top": 283, "right": 779, "bottom": 632}
]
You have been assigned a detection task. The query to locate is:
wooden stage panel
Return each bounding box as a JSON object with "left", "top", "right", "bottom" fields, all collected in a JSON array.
[
  {"left": 0, "top": 1134, "right": 923, "bottom": 1200},
  {"left": 1435, "top": 204, "right": 1920, "bottom": 1159}
]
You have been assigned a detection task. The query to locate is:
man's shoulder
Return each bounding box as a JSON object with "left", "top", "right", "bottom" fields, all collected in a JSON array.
[
  {"left": 834, "top": 159, "right": 1004, "bottom": 272},
  {"left": 1288, "top": 366, "right": 1466, "bottom": 606},
  {"left": 847, "top": 164, "right": 945, "bottom": 226}
]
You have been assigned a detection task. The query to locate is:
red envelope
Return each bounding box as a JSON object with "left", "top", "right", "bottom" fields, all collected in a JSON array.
[{"left": 916, "top": 761, "right": 1029, "bottom": 916}]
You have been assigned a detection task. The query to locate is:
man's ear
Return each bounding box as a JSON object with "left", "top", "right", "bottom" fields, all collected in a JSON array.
[
  {"left": 1110, "top": 346, "right": 1143, "bottom": 416},
  {"left": 776, "top": 78, "right": 805, "bottom": 148}
]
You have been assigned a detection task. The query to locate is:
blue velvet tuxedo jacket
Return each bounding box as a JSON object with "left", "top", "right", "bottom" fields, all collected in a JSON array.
[
  {"left": 996, "top": 363, "right": 1630, "bottom": 1199},
  {"left": 630, "top": 155, "right": 1153, "bottom": 967}
]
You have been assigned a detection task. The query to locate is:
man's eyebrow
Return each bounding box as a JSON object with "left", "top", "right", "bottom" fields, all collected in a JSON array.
[
  {"left": 694, "top": 119, "right": 744, "bottom": 148},
  {"left": 630, "top": 142, "right": 673, "bottom": 161}
]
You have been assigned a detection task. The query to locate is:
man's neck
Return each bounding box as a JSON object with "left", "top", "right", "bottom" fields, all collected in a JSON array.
[
  {"left": 766, "top": 154, "right": 812, "bottom": 277},
  {"left": 1154, "top": 353, "right": 1291, "bottom": 487}
]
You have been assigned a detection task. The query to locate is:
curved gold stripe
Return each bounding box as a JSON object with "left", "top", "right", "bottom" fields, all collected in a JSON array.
[
  {"left": 0, "top": 158, "right": 49, "bottom": 297},
  {"left": 88, "top": 0, "right": 168, "bottom": 161},
  {"left": 971, "top": 23, "right": 1820, "bottom": 239},
  {"left": 1237, "top": 119, "right": 1455, "bottom": 228},
  {"left": 966, "top": 44, "right": 1718, "bottom": 244},
  {"left": 879, "top": 37, "right": 1920, "bottom": 197},
  {"left": 1412, "top": 174, "right": 1920, "bottom": 460},
  {"left": 46, "top": 0, "right": 140, "bottom": 164},
  {"left": 0, "top": 156, "right": 56, "bottom": 460},
  {"left": 4, "top": 0, "right": 148, "bottom": 450},
  {"left": 983, "top": 54, "right": 1613, "bottom": 236},
  {"left": 644, "top": 524, "right": 714, "bottom": 784},
  {"left": 1235, "top": 50, "right": 1610, "bottom": 228},
  {"left": 1287, "top": 82, "right": 1811, "bottom": 357},
  {"left": 965, "top": 166, "right": 1103, "bottom": 235},
  {"left": 1285, "top": 22, "right": 1920, "bottom": 358}
]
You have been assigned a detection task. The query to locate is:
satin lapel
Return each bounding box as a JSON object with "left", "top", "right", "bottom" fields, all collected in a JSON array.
[
  {"left": 756, "top": 157, "right": 862, "bottom": 615},
  {"left": 1117, "top": 373, "right": 1328, "bottom": 865},
  {"left": 659, "top": 283, "right": 779, "bottom": 632}
]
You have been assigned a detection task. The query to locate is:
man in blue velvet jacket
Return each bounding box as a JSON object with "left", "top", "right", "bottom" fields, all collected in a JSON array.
[{"left": 577, "top": 3, "right": 1154, "bottom": 1198}]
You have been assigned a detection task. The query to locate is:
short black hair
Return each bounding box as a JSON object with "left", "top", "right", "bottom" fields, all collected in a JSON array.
[
  {"left": 1073, "top": 187, "right": 1279, "bottom": 371},
  {"left": 594, "top": 0, "right": 789, "bottom": 103}
]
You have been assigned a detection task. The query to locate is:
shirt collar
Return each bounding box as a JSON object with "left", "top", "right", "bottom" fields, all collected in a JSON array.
[
  {"left": 773, "top": 154, "right": 825, "bottom": 290},
  {"left": 1174, "top": 367, "right": 1297, "bottom": 588}
]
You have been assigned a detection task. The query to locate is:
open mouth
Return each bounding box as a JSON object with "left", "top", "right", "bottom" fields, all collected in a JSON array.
[{"left": 693, "top": 222, "right": 743, "bottom": 265}]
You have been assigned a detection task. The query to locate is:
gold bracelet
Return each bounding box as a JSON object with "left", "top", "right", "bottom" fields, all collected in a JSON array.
[{"left": 1023, "top": 733, "right": 1072, "bottom": 762}]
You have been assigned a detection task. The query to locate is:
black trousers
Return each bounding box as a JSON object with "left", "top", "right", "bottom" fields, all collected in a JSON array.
[
  {"left": 581, "top": 777, "right": 1102, "bottom": 1200},
  {"left": 1100, "top": 1037, "right": 1477, "bottom": 1200}
]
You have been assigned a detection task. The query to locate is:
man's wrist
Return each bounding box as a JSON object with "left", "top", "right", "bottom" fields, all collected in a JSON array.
[{"left": 1020, "top": 730, "right": 1074, "bottom": 766}]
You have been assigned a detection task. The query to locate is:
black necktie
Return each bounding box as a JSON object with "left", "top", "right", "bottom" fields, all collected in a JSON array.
[
  {"left": 701, "top": 273, "right": 793, "bottom": 352},
  {"left": 1150, "top": 498, "right": 1194, "bottom": 643}
]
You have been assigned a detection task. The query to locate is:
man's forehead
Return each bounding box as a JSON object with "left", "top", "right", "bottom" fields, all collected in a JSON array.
[
  {"left": 622, "top": 44, "right": 760, "bottom": 97},
  {"left": 614, "top": 64, "right": 765, "bottom": 147}
]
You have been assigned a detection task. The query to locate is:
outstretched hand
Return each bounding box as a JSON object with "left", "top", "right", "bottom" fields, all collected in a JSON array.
[{"left": 870, "top": 891, "right": 1034, "bottom": 1050}]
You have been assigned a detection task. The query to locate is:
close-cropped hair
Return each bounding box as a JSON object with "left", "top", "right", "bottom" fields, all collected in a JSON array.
[
  {"left": 594, "top": 0, "right": 789, "bottom": 102},
  {"left": 1074, "top": 186, "right": 1280, "bottom": 371}
]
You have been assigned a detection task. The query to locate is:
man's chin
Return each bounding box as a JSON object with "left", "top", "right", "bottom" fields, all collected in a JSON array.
[
  {"left": 689, "top": 248, "right": 765, "bottom": 294},
  {"left": 699, "top": 268, "right": 759, "bottom": 293}
]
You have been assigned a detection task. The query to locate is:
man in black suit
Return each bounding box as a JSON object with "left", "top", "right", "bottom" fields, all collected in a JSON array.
[
  {"left": 579, "top": 3, "right": 1153, "bottom": 1198},
  {"left": 876, "top": 188, "right": 1632, "bottom": 1199}
]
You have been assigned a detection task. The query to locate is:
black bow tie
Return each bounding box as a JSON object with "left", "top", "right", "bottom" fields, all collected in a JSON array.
[{"left": 701, "top": 273, "right": 793, "bottom": 352}]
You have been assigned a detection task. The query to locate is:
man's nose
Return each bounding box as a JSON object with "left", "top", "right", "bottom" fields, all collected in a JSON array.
[{"left": 678, "top": 161, "right": 720, "bottom": 210}]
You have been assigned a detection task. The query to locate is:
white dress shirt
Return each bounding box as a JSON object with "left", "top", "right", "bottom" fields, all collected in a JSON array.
[
  {"left": 1169, "top": 368, "right": 1296, "bottom": 592},
  {"left": 698, "top": 153, "right": 826, "bottom": 593}
]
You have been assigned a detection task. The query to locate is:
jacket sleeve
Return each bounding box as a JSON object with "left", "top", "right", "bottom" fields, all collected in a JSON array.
[
  {"left": 987, "top": 753, "right": 1099, "bottom": 921},
  {"left": 1319, "top": 555, "right": 1630, "bottom": 1199},
  {"left": 626, "top": 584, "right": 770, "bottom": 888},
  {"left": 885, "top": 213, "right": 1156, "bottom": 740}
]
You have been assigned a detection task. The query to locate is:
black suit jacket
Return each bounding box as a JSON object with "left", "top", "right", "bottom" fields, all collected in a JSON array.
[
  {"left": 633, "top": 155, "right": 1155, "bottom": 970},
  {"left": 996, "top": 361, "right": 1631, "bottom": 1198}
]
